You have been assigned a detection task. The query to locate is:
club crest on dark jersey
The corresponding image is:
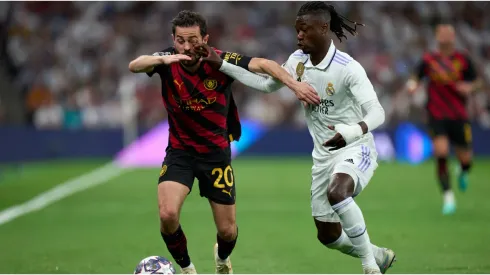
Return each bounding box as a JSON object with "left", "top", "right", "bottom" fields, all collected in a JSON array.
[{"left": 204, "top": 78, "right": 218, "bottom": 90}]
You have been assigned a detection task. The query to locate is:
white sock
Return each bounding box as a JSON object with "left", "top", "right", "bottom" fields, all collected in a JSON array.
[
  {"left": 182, "top": 262, "right": 194, "bottom": 269},
  {"left": 326, "top": 230, "right": 384, "bottom": 263},
  {"left": 444, "top": 190, "right": 455, "bottom": 204},
  {"left": 332, "top": 197, "right": 379, "bottom": 270}
]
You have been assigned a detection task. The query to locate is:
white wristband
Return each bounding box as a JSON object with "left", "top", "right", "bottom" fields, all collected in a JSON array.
[{"left": 335, "top": 124, "right": 363, "bottom": 144}]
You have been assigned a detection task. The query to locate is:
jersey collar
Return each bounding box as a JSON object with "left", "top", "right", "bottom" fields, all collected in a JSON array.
[{"left": 305, "top": 40, "right": 337, "bottom": 70}]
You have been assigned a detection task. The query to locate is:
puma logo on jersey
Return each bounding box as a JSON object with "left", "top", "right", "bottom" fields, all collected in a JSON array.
[
  {"left": 173, "top": 80, "right": 184, "bottom": 91},
  {"left": 345, "top": 159, "right": 354, "bottom": 164}
]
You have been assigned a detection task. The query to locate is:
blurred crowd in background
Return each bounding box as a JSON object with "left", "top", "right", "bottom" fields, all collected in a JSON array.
[{"left": 1, "top": 1, "right": 489, "bottom": 130}]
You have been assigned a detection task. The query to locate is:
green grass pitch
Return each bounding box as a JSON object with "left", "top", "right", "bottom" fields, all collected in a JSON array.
[{"left": 0, "top": 157, "right": 489, "bottom": 273}]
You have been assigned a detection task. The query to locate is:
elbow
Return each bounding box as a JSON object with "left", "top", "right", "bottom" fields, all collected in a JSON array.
[
  {"left": 252, "top": 58, "right": 274, "bottom": 74},
  {"left": 261, "top": 59, "right": 278, "bottom": 72},
  {"left": 378, "top": 104, "right": 386, "bottom": 125}
]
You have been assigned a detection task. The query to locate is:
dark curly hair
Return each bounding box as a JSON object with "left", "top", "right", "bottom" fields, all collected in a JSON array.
[
  {"left": 297, "top": 2, "right": 364, "bottom": 42},
  {"left": 171, "top": 10, "right": 208, "bottom": 37}
]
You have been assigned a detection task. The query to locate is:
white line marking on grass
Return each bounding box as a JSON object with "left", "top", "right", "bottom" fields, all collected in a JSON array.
[{"left": 0, "top": 162, "right": 125, "bottom": 226}]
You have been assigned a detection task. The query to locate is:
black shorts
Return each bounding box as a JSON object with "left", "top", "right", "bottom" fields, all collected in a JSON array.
[
  {"left": 158, "top": 147, "right": 236, "bottom": 205},
  {"left": 428, "top": 118, "right": 472, "bottom": 148}
]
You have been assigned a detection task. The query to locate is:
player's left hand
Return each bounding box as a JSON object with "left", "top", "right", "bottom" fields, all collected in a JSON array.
[
  {"left": 194, "top": 43, "right": 223, "bottom": 69},
  {"left": 323, "top": 124, "right": 363, "bottom": 151},
  {"left": 455, "top": 82, "right": 473, "bottom": 96}
]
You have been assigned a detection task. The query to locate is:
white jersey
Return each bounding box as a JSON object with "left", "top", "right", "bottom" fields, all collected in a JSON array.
[{"left": 282, "top": 41, "right": 378, "bottom": 166}]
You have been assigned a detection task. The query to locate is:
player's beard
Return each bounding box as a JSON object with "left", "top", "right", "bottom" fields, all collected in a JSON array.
[{"left": 181, "top": 52, "right": 200, "bottom": 67}]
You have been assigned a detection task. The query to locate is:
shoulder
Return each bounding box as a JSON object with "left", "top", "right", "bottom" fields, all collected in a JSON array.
[
  {"left": 336, "top": 52, "right": 364, "bottom": 79},
  {"left": 287, "top": 49, "right": 309, "bottom": 62},
  {"left": 421, "top": 51, "right": 435, "bottom": 61},
  {"left": 455, "top": 50, "right": 472, "bottom": 61},
  {"left": 332, "top": 49, "right": 355, "bottom": 67}
]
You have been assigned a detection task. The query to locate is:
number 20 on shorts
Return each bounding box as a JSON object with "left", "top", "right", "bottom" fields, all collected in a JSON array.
[{"left": 212, "top": 165, "right": 234, "bottom": 189}]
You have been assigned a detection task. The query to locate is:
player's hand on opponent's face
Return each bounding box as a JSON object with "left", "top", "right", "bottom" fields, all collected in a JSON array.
[
  {"left": 323, "top": 125, "right": 347, "bottom": 151},
  {"left": 161, "top": 54, "right": 192, "bottom": 65},
  {"left": 194, "top": 43, "right": 223, "bottom": 69},
  {"left": 291, "top": 82, "right": 321, "bottom": 106}
]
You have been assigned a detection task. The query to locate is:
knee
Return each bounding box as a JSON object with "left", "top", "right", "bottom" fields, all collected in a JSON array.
[
  {"left": 317, "top": 231, "right": 341, "bottom": 246},
  {"left": 159, "top": 206, "right": 179, "bottom": 224},
  {"left": 316, "top": 223, "right": 342, "bottom": 246},
  {"left": 433, "top": 139, "right": 449, "bottom": 156},
  {"left": 217, "top": 223, "right": 237, "bottom": 241},
  {"left": 327, "top": 183, "right": 347, "bottom": 206}
]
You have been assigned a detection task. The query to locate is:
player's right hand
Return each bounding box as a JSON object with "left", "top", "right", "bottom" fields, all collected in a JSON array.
[
  {"left": 161, "top": 54, "right": 192, "bottom": 65},
  {"left": 291, "top": 82, "right": 321, "bottom": 106},
  {"left": 406, "top": 79, "right": 418, "bottom": 94},
  {"left": 194, "top": 43, "right": 223, "bottom": 69}
]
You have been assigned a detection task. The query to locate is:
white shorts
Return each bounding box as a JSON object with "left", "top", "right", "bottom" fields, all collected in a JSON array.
[{"left": 311, "top": 144, "right": 378, "bottom": 223}]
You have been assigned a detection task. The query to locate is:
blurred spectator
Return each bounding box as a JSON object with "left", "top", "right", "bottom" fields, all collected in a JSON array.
[{"left": 2, "top": 1, "right": 490, "bottom": 129}]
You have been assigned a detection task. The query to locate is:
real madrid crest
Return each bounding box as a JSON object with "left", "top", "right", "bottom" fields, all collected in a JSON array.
[
  {"left": 160, "top": 165, "right": 167, "bottom": 177},
  {"left": 326, "top": 82, "right": 335, "bottom": 96},
  {"left": 204, "top": 78, "right": 218, "bottom": 90},
  {"left": 296, "top": 63, "right": 305, "bottom": 82}
]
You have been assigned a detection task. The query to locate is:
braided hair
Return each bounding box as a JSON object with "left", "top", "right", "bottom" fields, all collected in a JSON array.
[{"left": 297, "top": 2, "right": 364, "bottom": 42}]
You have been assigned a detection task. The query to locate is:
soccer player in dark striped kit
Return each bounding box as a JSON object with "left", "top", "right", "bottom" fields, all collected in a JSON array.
[
  {"left": 407, "top": 24, "right": 481, "bottom": 215},
  {"left": 128, "top": 10, "right": 319, "bottom": 274}
]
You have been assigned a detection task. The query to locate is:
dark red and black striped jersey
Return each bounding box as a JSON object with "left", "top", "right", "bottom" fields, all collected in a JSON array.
[
  {"left": 147, "top": 47, "right": 252, "bottom": 154},
  {"left": 415, "top": 50, "right": 477, "bottom": 120}
]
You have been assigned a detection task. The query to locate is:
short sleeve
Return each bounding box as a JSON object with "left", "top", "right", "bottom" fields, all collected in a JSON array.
[
  {"left": 415, "top": 59, "right": 427, "bottom": 81},
  {"left": 146, "top": 48, "right": 174, "bottom": 77},
  {"left": 344, "top": 60, "right": 378, "bottom": 106},
  {"left": 219, "top": 50, "right": 253, "bottom": 71},
  {"left": 463, "top": 55, "right": 477, "bottom": 81}
]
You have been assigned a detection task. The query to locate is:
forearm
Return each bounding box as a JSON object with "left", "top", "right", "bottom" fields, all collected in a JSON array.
[
  {"left": 253, "top": 59, "right": 297, "bottom": 90},
  {"left": 469, "top": 78, "right": 483, "bottom": 92},
  {"left": 129, "top": 55, "right": 163, "bottom": 73},
  {"left": 220, "top": 61, "right": 283, "bottom": 93},
  {"left": 359, "top": 99, "right": 385, "bottom": 133}
]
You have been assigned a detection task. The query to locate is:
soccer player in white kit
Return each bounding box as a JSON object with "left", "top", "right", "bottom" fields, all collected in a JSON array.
[{"left": 195, "top": 2, "right": 396, "bottom": 274}]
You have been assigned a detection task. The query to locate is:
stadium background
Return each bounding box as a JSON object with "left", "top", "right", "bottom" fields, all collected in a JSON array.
[{"left": 0, "top": 1, "right": 489, "bottom": 274}]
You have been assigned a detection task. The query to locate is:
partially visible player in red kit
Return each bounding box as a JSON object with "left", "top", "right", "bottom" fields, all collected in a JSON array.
[
  {"left": 128, "top": 10, "right": 319, "bottom": 274},
  {"left": 406, "top": 24, "right": 481, "bottom": 215}
]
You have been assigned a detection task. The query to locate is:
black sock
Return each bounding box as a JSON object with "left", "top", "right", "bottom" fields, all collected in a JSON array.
[
  {"left": 461, "top": 162, "right": 472, "bottom": 173},
  {"left": 437, "top": 157, "right": 450, "bottom": 192},
  {"left": 161, "top": 225, "right": 191, "bottom": 268},
  {"left": 217, "top": 227, "right": 238, "bottom": 260}
]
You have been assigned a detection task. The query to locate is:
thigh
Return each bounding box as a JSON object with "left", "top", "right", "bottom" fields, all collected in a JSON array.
[
  {"left": 209, "top": 200, "right": 236, "bottom": 236},
  {"left": 196, "top": 147, "right": 236, "bottom": 205},
  {"left": 332, "top": 144, "right": 378, "bottom": 196},
  {"left": 311, "top": 164, "right": 339, "bottom": 223},
  {"left": 428, "top": 117, "right": 447, "bottom": 138},
  {"left": 158, "top": 149, "right": 195, "bottom": 191},
  {"left": 447, "top": 120, "right": 472, "bottom": 149}
]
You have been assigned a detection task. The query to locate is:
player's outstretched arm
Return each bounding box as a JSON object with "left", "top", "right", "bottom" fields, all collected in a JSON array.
[
  {"left": 323, "top": 61, "right": 385, "bottom": 151},
  {"left": 128, "top": 54, "right": 191, "bottom": 73},
  {"left": 195, "top": 44, "right": 320, "bottom": 105}
]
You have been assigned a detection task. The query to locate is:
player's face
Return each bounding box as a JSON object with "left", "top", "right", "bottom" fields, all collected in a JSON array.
[
  {"left": 173, "top": 26, "right": 209, "bottom": 67},
  {"left": 436, "top": 25, "right": 455, "bottom": 48},
  {"left": 295, "top": 15, "right": 326, "bottom": 54}
]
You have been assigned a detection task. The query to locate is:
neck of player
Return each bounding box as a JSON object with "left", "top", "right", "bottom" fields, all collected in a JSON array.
[
  {"left": 310, "top": 39, "right": 332, "bottom": 66},
  {"left": 439, "top": 45, "right": 455, "bottom": 56},
  {"left": 181, "top": 61, "right": 201, "bottom": 73}
]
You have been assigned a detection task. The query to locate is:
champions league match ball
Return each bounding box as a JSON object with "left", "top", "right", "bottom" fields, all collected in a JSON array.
[{"left": 134, "top": 256, "right": 176, "bottom": 275}]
